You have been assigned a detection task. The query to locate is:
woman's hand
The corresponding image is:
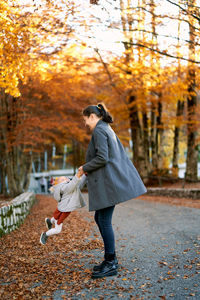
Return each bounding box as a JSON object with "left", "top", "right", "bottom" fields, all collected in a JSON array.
[{"left": 77, "top": 166, "right": 85, "bottom": 177}]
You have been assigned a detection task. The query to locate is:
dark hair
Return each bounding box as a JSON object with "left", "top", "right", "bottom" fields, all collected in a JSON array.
[{"left": 82, "top": 103, "right": 113, "bottom": 123}]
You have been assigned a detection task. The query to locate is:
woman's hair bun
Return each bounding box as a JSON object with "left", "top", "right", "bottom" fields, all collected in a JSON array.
[
  {"left": 97, "top": 103, "right": 113, "bottom": 123},
  {"left": 82, "top": 103, "right": 113, "bottom": 123}
]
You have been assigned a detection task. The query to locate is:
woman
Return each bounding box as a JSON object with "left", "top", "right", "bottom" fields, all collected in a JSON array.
[{"left": 78, "top": 103, "right": 147, "bottom": 279}]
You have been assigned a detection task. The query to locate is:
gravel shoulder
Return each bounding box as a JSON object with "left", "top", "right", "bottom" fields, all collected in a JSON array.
[{"left": 68, "top": 196, "right": 200, "bottom": 300}]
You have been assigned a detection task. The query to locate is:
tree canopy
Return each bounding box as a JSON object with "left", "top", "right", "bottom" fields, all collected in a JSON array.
[{"left": 0, "top": 0, "right": 200, "bottom": 196}]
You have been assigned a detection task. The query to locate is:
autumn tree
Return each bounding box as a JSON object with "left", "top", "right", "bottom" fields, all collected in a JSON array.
[
  {"left": 0, "top": 1, "right": 32, "bottom": 196},
  {"left": 89, "top": 0, "right": 200, "bottom": 181},
  {"left": 0, "top": 0, "right": 90, "bottom": 196}
]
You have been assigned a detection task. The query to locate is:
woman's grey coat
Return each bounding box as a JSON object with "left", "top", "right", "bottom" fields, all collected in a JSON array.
[
  {"left": 83, "top": 120, "right": 147, "bottom": 211},
  {"left": 53, "top": 175, "right": 86, "bottom": 212}
]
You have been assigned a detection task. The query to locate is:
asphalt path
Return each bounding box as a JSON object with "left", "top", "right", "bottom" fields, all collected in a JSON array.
[{"left": 54, "top": 196, "right": 200, "bottom": 300}]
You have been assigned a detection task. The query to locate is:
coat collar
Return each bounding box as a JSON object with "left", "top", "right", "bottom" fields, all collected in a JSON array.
[{"left": 95, "top": 119, "right": 105, "bottom": 128}]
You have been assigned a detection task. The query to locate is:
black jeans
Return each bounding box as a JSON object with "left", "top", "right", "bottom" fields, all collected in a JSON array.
[{"left": 94, "top": 205, "right": 115, "bottom": 255}]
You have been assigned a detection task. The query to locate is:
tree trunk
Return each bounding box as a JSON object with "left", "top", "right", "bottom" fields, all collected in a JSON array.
[
  {"left": 172, "top": 9, "right": 185, "bottom": 178},
  {"left": 149, "top": 0, "right": 161, "bottom": 174},
  {"left": 128, "top": 95, "right": 147, "bottom": 177},
  {"left": 172, "top": 100, "right": 184, "bottom": 177},
  {"left": 156, "top": 98, "right": 165, "bottom": 172},
  {"left": 185, "top": 67, "right": 198, "bottom": 181},
  {"left": 0, "top": 151, "right": 7, "bottom": 196},
  {"left": 72, "top": 139, "right": 78, "bottom": 174},
  {"left": 150, "top": 102, "right": 157, "bottom": 170},
  {"left": 150, "top": 97, "right": 164, "bottom": 173},
  {"left": 0, "top": 89, "right": 32, "bottom": 197},
  {"left": 142, "top": 109, "right": 150, "bottom": 174},
  {"left": 185, "top": 0, "right": 198, "bottom": 181}
]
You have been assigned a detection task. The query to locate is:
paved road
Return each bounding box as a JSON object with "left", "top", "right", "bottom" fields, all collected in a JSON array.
[{"left": 54, "top": 196, "right": 200, "bottom": 300}]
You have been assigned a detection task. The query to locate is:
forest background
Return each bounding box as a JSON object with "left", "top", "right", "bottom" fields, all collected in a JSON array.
[{"left": 0, "top": 0, "right": 200, "bottom": 197}]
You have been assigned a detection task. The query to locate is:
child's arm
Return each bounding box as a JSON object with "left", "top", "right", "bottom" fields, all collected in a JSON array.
[
  {"left": 53, "top": 185, "right": 62, "bottom": 202},
  {"left": 78, "top": 174, "right": 87, "bottom": 190},
  {"left": 60, "top": 174, "right": 81, "bottom": 194}
]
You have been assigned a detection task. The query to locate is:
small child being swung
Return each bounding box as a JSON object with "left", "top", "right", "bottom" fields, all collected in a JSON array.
[{"left": 40, "top": 171, "right": 86, "bottom": 245}]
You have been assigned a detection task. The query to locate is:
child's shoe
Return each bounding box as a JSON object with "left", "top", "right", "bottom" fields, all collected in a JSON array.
[
  {"left": 40, "top": 232, "right": 48, "bottom": 245},
  {"left": 45, "top": 218, "right": 52, "bottom": 230}
]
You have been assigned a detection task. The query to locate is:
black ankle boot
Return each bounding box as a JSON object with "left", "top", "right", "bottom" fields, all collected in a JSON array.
[
  {"left": 91, "top": 253, "right": 118, "bottom": 279},
  {"left": 93, "top": 253, "right": 118, "bottom": 272}
]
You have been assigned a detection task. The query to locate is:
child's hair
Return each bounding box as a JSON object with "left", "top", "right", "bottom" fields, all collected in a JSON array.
[
  {"left": 54, "top": 176, "right": 67, "bottom": 185},
  {"left": 82, "top": 103, "right": 113, "bottom": 123}
]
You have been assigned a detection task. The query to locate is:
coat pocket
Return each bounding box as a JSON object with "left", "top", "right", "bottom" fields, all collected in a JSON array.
[{"left": 88, "top": 176, "right": 98, "bottom": 187}]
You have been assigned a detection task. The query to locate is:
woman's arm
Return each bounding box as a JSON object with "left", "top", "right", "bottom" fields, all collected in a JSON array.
[{"left": 82, "top": 128, "right": 109, "bottom": 173}]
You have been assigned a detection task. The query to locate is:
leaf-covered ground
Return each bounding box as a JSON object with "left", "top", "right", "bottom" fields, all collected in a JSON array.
[
  {"left": 0, "top": 195, "right": 105, "bottom": 299},
  {"left": 1, "top": 193, "right": 200, "bottom": 300}
]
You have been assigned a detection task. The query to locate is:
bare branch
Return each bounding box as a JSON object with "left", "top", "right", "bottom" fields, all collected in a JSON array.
[
  {"left": 164, "top": 0, "right": 200, "bottom": 22},
  {"left": 125, "top": 41, "right": 200, "bottom": 64},
  {"left": 94, "top": 48, "right": 123, "bottom": 95}
]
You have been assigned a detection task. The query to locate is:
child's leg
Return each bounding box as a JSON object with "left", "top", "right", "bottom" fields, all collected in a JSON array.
[
  {"left": 46, "top": 211, "right": 71, "bottom": 237},
  {"left": 45, "top": 209, "right": 59, "bottom": 230},
  {"left": 46, "top": 220, "right": 63, "bottom": 236},
  {"left": 51, "top": 217, "right": 56, "bottom": 224},
  {"left": 57, "top": 212, "right": 71, "bottom": 225}
]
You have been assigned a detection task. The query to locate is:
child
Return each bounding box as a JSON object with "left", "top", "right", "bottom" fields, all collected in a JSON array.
[{"left": 40, "top": 171, "right": 86, "bottom": 245}]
